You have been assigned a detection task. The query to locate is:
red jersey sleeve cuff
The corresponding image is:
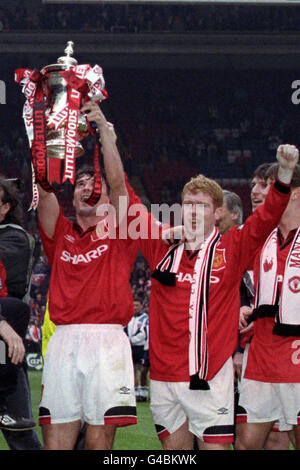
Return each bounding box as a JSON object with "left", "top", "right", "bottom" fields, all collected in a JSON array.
[{"left": 274, "top": 179, "right": 291, "bottom": 194}]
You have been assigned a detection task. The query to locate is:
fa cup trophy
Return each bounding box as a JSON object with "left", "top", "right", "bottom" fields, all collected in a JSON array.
[{"left": 15, "top": 41, "right": 108, "bottom": 209}]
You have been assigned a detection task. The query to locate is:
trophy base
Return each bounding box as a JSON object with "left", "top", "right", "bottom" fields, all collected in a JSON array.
[{"left": 46, "top": 140, "right": 84, "bottom": 159}]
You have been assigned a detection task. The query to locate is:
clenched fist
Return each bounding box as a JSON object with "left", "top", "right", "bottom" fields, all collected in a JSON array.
[{"left": 276, "top": 144, "right": 299, "bottom": 184}]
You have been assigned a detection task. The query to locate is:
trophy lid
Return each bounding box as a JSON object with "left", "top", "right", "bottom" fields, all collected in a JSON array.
[
  {"left": 41, "top": 41, "right": 78, "bottom": 74},
  {"left": 57, "top": 41, "right": 78, "bottom": 67}
]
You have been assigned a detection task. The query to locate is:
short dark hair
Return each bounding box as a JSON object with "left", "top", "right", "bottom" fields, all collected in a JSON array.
[
  {"left": 75, "top": 165, "right": 95, "bottom": 184},
  {"left": 0, "top": 176, "right": 23, "bottom": 225},
  {"left": 252, "top": 163, "right": 272, "bottom": 181},
  {"left": 266, "top": 163, "right": 300, "bottom": 188},
  {"left": 72, "top": 165, "right": 108, "bottom": 197}
]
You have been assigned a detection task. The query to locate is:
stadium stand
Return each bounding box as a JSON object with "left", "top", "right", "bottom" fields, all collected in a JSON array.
[{"left": 0, "top": 0, "right": 299, "bottom": 352}]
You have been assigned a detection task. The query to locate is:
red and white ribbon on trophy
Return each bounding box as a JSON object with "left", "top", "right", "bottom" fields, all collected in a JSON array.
[{"left": 15, "top": 64, "right": 108, "bottom": 210}]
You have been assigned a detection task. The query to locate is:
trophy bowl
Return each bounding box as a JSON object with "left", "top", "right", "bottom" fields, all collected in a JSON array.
[
  {"left": 41, "top": 42, "right": 89, "bottom": 159},
  {"left": 15, "top": 40, "right": 107, "bottom": 204}
]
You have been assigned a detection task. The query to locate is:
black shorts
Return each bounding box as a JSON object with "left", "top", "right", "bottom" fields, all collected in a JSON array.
[
  {"left": 143, "top": 350, "right": 150, "bottom": 368},
  {"left": 131, "top": 345, "right": 146, "bottom": 365}
]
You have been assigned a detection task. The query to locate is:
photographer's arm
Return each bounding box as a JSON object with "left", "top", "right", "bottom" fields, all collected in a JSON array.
[{"left": 0, "top": 317, "right": 25, "bottom": 365}]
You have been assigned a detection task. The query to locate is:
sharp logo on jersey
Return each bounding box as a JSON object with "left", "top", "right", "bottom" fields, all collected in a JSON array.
[
  {"left": 288, "top": 276, "right": 300, "bottom": 293},
  {"left": 60, "top": 245, "right": 108, "bottom": 264},
  {"left": 263, "top": 257, "right": 273, "bottom": 272},
  {"left": 176, "top": 272, "right": 195, "bottom": 284},
  {"left": 212, "top": 249, "right": 226, "bottom": 271},
  {"left": 176, "top": 272, "right": 220, "bottom": 284}
]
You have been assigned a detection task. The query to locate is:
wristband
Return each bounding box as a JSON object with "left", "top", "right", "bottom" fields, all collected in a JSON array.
[{"left": 274, "top": 179, "right": 291, "bottom": 194}]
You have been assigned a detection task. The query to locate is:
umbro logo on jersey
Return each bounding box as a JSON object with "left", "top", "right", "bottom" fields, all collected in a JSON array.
[
  {"left": 64, "top": 234, "right": 75, "bottom": 243},
  {"left": 217, "top": 407, "right": 228, "bottom": 415},
  {"left": 119, "top": 387, "right": 131, "bottom": 395}
]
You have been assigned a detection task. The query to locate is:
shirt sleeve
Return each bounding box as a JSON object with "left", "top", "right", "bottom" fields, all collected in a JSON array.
[
  {"left": 136, "top": 211, "right": 166, "bottom": 271},
  {"left": 38, "top": 208, "right": 66, "bottom": 265},
  {"left": 130, "top": 323, "right": 148, "bottom": 346},
  {"left": 125, "top": 172, "right": 142, "bottom": 206},
  {"left": 228, "top": 179, "right": 291, "bottom": 276}
]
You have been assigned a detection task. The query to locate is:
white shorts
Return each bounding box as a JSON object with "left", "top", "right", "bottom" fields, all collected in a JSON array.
[
  {"left": 237, "top": 346, "right": 300, "bottom": 429},
  {"left": 150, "top": 357, "right": 234, "bottom": 444},
  {"left": 39, "top": 324, "right": 137, "bottom": 427}
]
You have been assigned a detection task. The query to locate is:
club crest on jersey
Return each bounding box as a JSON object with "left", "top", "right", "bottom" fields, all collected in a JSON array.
[
  {"left": 212, "top": 249, "right": 226, "bottom": 271},
  {"left": 288, "top": 276, "right": 300, "bottom": 293}
]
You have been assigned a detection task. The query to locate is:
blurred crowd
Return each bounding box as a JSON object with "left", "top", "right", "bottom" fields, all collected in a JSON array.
[
  {"left": 0, "top": 59, "right": 299, "bottom": 353},
  {"left": 0, "top": 2, "right": 300, "bottom": 33}
]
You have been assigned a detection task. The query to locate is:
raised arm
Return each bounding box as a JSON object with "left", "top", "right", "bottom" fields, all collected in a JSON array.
[
  {"left": 234, "top": 144, "right": 299, "bottom": 274},
  {"left": 37, "top": 184, "right": 60, "bottom": 239},
  {"left": 81, "top": 101, "right": 128, "bottom": 220},
  {"left": 38, "top": 102, "right": 127, "bottom": 236}
]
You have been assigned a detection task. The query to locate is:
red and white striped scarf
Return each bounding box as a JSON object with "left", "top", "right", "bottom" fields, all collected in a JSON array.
[
  {"left": 188, "top": 226, "right": 220, "bottom": 389},
  {"left": 152, "top": 242, "right": 185, "bottom": 286},
  {"left": 255, "top": 226, "right": 300, "bottom": 336},
  {"left": 152, "top": 226, "right": 220, "bottom": 389}
]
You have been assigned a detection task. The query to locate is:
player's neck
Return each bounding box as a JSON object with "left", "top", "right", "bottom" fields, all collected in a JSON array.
[
  {"left": 278, "top": 210, "right": 300, "bottom": 240},
  {"left": 76, "top": 213, "right": 106, "bottom": 232},
  {"left": 185, "top": 226, "right": 215, "bottom": 251}
]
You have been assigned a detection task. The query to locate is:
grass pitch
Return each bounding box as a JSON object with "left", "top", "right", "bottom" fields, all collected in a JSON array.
[{"left": 0, "top": 371, "right": 161, "bottom": 451}]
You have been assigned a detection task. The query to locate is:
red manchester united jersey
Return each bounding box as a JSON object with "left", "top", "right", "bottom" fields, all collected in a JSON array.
[
  {"left": 40, "top": 210, "right": 139, "bottom": 326},
  {"left": 139, "top": 181, "right": 291, "bottom": 382},
  {"left": 245, "top": 229, "right": 300, "bottom": 383}
]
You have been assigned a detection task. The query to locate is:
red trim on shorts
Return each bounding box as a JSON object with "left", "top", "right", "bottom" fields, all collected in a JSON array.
[
  {"left": 39, "top": 416, "right": 51, "bottom": 426},
  {"left": 104, "top": 416, "right": 137, "bottom": 427},
  {"left": 236, "top": 415, "right": 247, "bottom": 424},
  {"left": 157, "top": 429, "right": 170, "bottom": 441},
  {"left": 203, "top": 435, "right": 234, "bottom": 444}
]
